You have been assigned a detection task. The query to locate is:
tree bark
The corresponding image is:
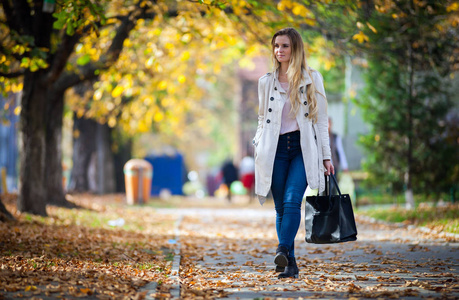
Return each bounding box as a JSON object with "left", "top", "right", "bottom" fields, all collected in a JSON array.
[
  {"left": 96, "top": 123, "right": 116, "bottom": 194},
  {"left": 14, "top": 0, "right": 54, "bottom": 216},
  {"left": 68, "top": 118, "right": 123, "bottom": 194},
  {"left": 68, "top": 114, "right": 97, "bottom": 192},
  {"left": 45, "top": 89, "right": 73, "bottom": 206},
  {"left": 18, "top": 70, "right": 48, "bottom": 216},
  {"left": 405, "top": 41, "right": 415, "bottom": 210}
]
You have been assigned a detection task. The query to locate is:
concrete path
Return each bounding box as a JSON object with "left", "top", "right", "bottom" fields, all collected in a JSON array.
[{"left": 157, "top": 205, "right": 459, "bottom": 299}]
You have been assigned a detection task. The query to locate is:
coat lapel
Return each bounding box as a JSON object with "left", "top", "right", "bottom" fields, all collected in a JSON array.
[
  {"left": 300, "top": 68, "right": 313, "bottom": 87},
  {"left": 273, "top": 68, "right": 313, "bottom": 92}
]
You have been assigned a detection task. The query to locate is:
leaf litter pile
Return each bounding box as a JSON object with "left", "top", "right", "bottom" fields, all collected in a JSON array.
[
  {"left": 1, "top": 194, "right": 177, "bottom": 299},
  {"left": 1, "top": 194, "right": 459, "bottom": 299}
]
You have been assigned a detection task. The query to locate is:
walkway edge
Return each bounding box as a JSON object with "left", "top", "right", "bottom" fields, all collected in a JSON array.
[
  {"left": 168, "top": 214, "right": 183, "bottom": 299},
  {"left": 357, "top": 215, "right": 459, "bottom": 241},
  {"left": 138, "top": 215, "right": 183, "bottom": 300},
  {"left": 141, "top": 282, "right": 158, "bottom": 300}
]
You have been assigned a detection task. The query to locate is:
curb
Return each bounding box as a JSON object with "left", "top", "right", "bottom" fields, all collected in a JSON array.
[
  {"left": 417, "top": 225, "right": 459, "bottom": 242},
  {"left": 168, "top": 215, "right": 183, "bottom": 299},
  {"left": 138, "top": 215, "right": 183, "bottom": 300},
  {"left": 140, "top": 282, "right": 158, "bottom": 300},
  {"left": 357, "top": 215, "right": 459, "bottom": 242}
]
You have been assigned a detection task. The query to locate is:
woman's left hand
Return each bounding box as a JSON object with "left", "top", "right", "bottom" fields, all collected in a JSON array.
[{"left": 323, "top": 160, "right": 335, "bottom": 176}]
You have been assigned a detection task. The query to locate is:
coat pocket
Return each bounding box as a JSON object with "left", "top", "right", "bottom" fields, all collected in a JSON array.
[{"left": 252, "top": 127, "right": 263, "bottom": 147}]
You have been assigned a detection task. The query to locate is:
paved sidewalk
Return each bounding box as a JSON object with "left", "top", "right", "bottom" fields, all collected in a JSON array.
[{"left": 158, "top": 205, "right": 459, "bottom": 299}]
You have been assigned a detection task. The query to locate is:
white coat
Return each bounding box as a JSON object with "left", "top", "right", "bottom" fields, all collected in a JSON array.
[{"left": 252, "top": 68, "right": 331, "bottom": 205}]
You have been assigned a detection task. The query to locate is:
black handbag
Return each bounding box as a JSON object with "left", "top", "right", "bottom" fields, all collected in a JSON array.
[{"left": 305, "top": 174, "right": 357, "bottom": 244}]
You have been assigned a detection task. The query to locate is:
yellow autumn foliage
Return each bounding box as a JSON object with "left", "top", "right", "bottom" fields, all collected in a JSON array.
[
  {"left": 67, "top": 1, "right": 335, "bottom": 140},
  {"left": 353, "top": 31, "right": 369, "bottom": 43},
  {"left": 57, "top": 0, "right": 457, "bottom": 161},
  {"left": 111, "top": 86, "right": 124, "bottom": 98},
  {"left": 447, "top": 2, "right": 459, "bottom": 12}
]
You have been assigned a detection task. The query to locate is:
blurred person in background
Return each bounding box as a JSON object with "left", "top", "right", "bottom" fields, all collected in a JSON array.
[
  {"left": 328, "top": 117, "right": 349, "bottom": 178},
  {"left": 252, "top": 28, "right": 334, "bottom": 279},
  {"left": 206, "top": 167, "right": 221, "bottom": 197},
  {"left": 221, "top": 159, "right": 238, "bottom": 202},
  {"left": 239, "top": 155, "right": 255, "bottom": 202}
]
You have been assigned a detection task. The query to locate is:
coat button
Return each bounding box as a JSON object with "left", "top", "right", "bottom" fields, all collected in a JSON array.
[
  {"left": 305, "top": 113, "right": 309, "bottom": 117},
  {"left": 304, "top": 101, "right": 307, "bottom": 105},
  {"left": 270, "top": 97, "right": 274, "bottom": 101},
  {"left": 267, "top": 119, "right": 271, "bottom": 123},
  {"left": 268, "top": 108, "right": 272, "bottom": 112},
  {"left": 274, "top": 87, "right": 277, "bottom": 90}
]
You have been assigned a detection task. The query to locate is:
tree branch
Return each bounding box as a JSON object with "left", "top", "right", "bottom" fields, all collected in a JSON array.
[
  {"left": 45, "top": 33, "right": 82, "bottom": 85},
  {"left": 0, "top": 70, "right": 25, "bottom": 78},
  {"left": 54, "top": 1, "right": 153, "bottom": 91},
  {"left": 103, "top": 14, "right": 138, "bottom": 66},
  {"left": 45, "top": 18, "right": 122, "bottom": 86},
  {"left": 53, "top": 0, "right": 184, "bottom": 92}
]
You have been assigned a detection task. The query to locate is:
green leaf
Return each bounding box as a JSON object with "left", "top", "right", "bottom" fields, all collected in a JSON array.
[
  {"left": 20, "top": 57, "right": 30, "bottom": 68},
  {"left": 52, "top": 12, "right": 67, "bottom": 30},
  {"left": 30, "top": 48, "right": 48, "bottom": 60},
  {"left": 30, "top": 64, "right": 39, "bottom": 72},
  {"left": 76, "top": 54, "right": 91, "bottom": 66},
  {"left": 66, "top": 24, "right": 75, "bottom": 36}
]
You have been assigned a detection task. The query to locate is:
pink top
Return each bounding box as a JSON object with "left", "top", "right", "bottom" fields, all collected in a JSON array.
[{"left": 279, "top": 82, "right": 299, "bottom": 135}]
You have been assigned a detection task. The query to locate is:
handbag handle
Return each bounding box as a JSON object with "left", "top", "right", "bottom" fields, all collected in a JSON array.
[
  {"left": 322, "top": 174, "right": 343, "bottom": 204},
  {"left": 312, "top": 174, "right": 343, "bottom": 210},
  {"left": 329, "top": 174, "right": 342, "bottom": 196}
]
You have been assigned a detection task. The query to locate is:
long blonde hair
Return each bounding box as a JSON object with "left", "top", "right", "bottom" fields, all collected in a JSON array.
[{"left": 271, "top": 28, "right": 320, "bottom": 123}]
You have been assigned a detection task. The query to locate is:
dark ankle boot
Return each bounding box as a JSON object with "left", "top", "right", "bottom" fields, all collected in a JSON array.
[
  {"left": 274, "top": 246, "right": 289, "bottom": 269},
  {"left": 278, "top": 256, "right": 299, "bottom": 279},
  {"left": 275, "top": 265, "right": 285, "bottom": 272}
]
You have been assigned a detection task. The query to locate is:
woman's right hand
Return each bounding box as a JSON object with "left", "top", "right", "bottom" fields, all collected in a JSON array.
[{"left": 323, "top": 160, "right": 335, "bottom": 176}]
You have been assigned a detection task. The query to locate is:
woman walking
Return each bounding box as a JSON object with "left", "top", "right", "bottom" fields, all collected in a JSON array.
[{"left": 252, "top": 28, "right": 334, "bottom": 279}]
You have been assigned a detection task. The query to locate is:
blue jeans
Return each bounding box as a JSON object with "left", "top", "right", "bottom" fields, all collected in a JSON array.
[{"left": 271, "top": 130, "right": 307, "bottom": 258}]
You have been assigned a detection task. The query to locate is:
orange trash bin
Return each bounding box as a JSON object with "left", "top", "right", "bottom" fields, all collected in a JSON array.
[{"left": 123, "top": 159, "right": 153, "bottom": 205}]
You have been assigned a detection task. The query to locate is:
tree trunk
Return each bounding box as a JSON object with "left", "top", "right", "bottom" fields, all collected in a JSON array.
[
  {"left": 0, "top": 195, "right": 14, "bottom": 222},
  {"left": 9, "top": 0, "right": 147, "bottom": 214},
  {"left": 68, "top": 115, "right": 97, "bottom": 192},
  {"left": 45, "top": 90, "right": 72, "bottom": 206},
  {"left": 96, "top": 123, "right": 116, "bottom": 194},
  {"left": 405, "top": 188, "right": 414, "bottom": 209},
  {"left": 405, "top": 41, "right": 415, "bottom": 210},
  {"left": 68, "top": 118, "right": 116, "bottom": 194},
  {"left": 18, "top": 71, "right": 48, "bottom": 216}
]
